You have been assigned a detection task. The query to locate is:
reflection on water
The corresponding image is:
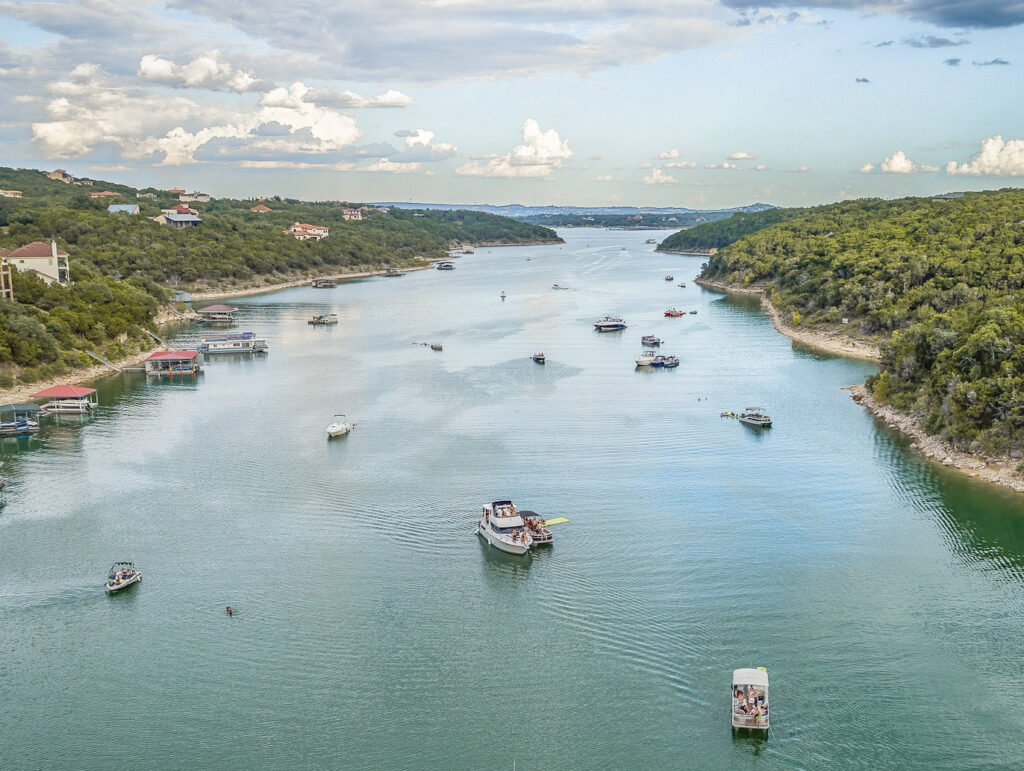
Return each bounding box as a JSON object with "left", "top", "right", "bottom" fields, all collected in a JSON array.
[{"left": 2, "top": 228, "right": 1024, "bottom": 768}]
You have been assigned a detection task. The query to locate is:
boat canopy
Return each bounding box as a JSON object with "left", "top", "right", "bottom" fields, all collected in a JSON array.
[
  {"left": 0, "top": 402, "right": 42, "bottom": 415},
  {"left": 31, "top": 385, "right": 96, "bottom": 399},
  {"left": 745, "top": 407, "right": 765, "bottom": 412},
  {"left": 733, "top": 668, "right": 769, "bottom": 688},
  {"left": 490, "top": 500, "right": 513, "bottom": 509}
]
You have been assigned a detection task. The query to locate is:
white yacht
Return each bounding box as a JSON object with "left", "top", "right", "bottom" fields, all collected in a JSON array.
[
  {"left": 635, "top": 350, "right": 660, "bottom": 367},
  {"left": 326, "top": 414, "right": 354, "bottom": 438},
  {"left": 476, "top": 500, "right": 533, "bottom": 555},
  {"left": 593, "top": 315, "right": 627, "bottom": 331}
]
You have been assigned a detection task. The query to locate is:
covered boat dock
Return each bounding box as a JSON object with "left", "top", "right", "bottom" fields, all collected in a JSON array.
[
  {"left": 31, "top": 385, "right": 98, "bottom": 413},
  {"left": 0, "top": 403, "right": 42, "bottom": 435},
  {"left": 145, "top": 350, "right": 203, "bottom": 376},
  {"left": 196, "top": 304, "right": 237, "bottom": 322}
]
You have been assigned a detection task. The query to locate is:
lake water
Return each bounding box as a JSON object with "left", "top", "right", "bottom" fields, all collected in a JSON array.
[{"left": 3, "top": 228, "right": 1024, "bottom": 769}]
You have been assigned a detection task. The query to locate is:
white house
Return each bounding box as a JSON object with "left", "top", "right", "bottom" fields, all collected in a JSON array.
[
  {"left": 0, "top": 240, "right": 71, "bottom": 285},
  {"left": 179, "top": 192, "right": 211, "bottom": 203},
  {"left": 288, "top": 222, "right": 329, "bottom": 241}
]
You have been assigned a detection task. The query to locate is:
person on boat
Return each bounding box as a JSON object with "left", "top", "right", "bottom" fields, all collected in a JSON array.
[
  {"left": 226, "top": 606, "right": 233, "bottom": 616},
  {"left": 734, "top": 688, "right": 747, "bottom": 714}
]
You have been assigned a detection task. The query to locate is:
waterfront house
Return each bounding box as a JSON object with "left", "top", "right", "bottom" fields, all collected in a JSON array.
[
  {"left": 0, "top": 189, "right": 22, "bottom": 198},
  {"left": 196, "top": 304, "right": 237, "bottom": 321},
  {"left": 179, "top": 192, "right": 211, "bottom": 203},
  {"left": 107, "top": 204, "right": 140, "bottom": 215},
  {"left": 288, "top": 222, "right": 329, "bottom": 241},
  {"left": 90, "top": 190, "right": 122, "bottom": 199},
  {"left": 145, "top": 350, "right": 203, "bottom": 376},
  {"left": 0, "top": 241, "right": 70, "bottom": 285},
  {"left": 153, "top": 213, "right": 202, "bottom": 228}
]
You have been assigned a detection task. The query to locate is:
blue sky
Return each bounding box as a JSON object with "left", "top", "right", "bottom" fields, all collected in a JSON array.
[{"left": 0, "top": 0, "right": 1021, "bottom": 208}]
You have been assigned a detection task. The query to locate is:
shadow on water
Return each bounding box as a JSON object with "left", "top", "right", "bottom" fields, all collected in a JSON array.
[{"left": 478, "top": 538, "right": 534, "bottom": 579}]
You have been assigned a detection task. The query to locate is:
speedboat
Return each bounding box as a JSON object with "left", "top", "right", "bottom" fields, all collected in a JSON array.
[
  {"left": 738, "top": 408, "right": 772, "bottom": 427},
  {"left": 477, "top": 500, "right": 533, "bottom": 555},
  {"left": 662, "top": 355, "right": 680, "bottom": 368},
  {"left": 635, "top": 350, "right": 660, "bottom": 367},
  {"left": 664, "top": 275, "right": 674, "bottom": 281},
  {"left": 664, "top": 309, "right": 685, "bottom": 317},
  {"left": 105, "top": 562, "right": 141, "bottom": 593},
  {"left": 532, "top": 353, "right": 545, "bottom": 364},
  {"left": 646, "top": 238, "right": 657, "bottom": 244},
  {"left": 384, "top": 267, "right": 404, "bottom": 277},
  {"left": 689, "top": 310, "right": 697, "bottom": 314},
  {"left": 519, "top": 510, "right": 553, "bottom": 546},
  {"left": 641, "top": 335, "right": 662, "bottom": 346},
  {"left": 552, "top": 283, "right": 569, "bottom": 290},
  {"left": 732, "top": 668, "right": 769, "bottom": 732},
  {"left": 431, "top": 343, "right": 443, "bottom": 351},
  {"left": 678, "top": 282, "right": 687, "bottom": 287},
  {"left": 593, "top": 315, "right": 627, "bottom": 331},
  {"left": 436, "top": 261, "right": 455, "bottom": 270},
  {"left": 309, "top": 313, "right": 339, "bottom": 325},
  {"left": 326, "top": 414, "right": 354, "bottom": 437}
]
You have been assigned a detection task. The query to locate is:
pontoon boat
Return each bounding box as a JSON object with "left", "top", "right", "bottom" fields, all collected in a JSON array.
[{"left": 732, "top": 667, "right": 769, "bottom": 731}]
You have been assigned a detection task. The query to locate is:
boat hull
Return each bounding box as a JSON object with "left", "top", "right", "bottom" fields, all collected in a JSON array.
[
  {"left": 105, "top": 573, "right": 141, "bottom": 593},
  {"left": 476, "top": 521, "right": 531, "bottom": 555}
]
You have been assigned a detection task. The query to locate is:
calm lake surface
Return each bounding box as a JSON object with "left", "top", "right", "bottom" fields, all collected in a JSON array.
[{"left": 3, "top": 228, "right": 1024, "bottom": 769}]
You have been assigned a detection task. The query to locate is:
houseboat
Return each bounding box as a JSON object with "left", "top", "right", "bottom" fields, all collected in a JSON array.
[
  {"left": 198, "top": 332, "right": 268, "bottom": 354},
  {"left": 311, "top": 278, "right": 336, "bottom": 288},
  {"left": 195, "top": 304, "right": 237, "bottom": 322},
  {"left": 593, "top": 315, "right": 627, "bottom": 331},
  {"left": 476, "top": 500, "right": 533, "bottom": 555},
  {"left": 145, "top": 350, "right": 203, "bottom": 376},
  {"left": 309, "top": 313, "right": 339, "bottom": 326},
  {"left": 32, "top": 385, "right": 98, "bottom": 413},
  {"left": 732, "top": 667, "right": 769, "bottom": 732},
  {"left": 0, "top": 403, "right": 42, "bottom": 435}
]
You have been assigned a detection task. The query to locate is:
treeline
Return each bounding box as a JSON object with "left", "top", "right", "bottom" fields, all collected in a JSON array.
[
  {"left": 658, "top": 208, "right": 805, "bottom": 251},
  {"left": 700, "top": 189, "right": 1024, "bottom": 455},
  {"left": 0, "top": 166, "right": 559, "bottom": 384},
  {"left": 521, "top": 212, "right": 729, "bottom": 228}
]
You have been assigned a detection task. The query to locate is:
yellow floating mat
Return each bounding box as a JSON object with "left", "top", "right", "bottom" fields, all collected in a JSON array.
[{"left": 541, "top": 517, "right": 570, "bottom": 526}]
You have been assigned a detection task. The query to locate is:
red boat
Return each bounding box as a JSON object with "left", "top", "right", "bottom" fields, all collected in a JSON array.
[{"left": 664, "top": 308, "right": 685, "bottom": 317}]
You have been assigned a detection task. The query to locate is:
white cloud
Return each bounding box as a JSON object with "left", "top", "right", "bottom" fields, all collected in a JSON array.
[
  {"left": 455, "top": 118, "right": 571, "bottom": 178},
  {"left": 706, "top": 161, "right": 740, "bottom": 170},
  {"left": 655, "top": 148, "right": 679, "bottom": 159},
  {"left": 643, "top": 168, "right": 677, "bottom": 184},
  {"left": 729, "top": 151, "right": 755, "bottom": 160},
  {"left": 946, "top": 135, "right": 1024, "bottom": 175},
  {"left": 754, "top": 163, "right": 768, "bottom": 171},
  {"left": 361, "top": 159, "right": 422, "bottom": 173},
  {"left": 858, "top": 162, "right": 875, "bottom": 173},
  {"left": 306, "top": 87, "right": 413, "bottom": 109},
  {"left": 880, "top": 150, "right": 917, "bottom": 173},
  {"left": 594, "top": 174, "right": 615, "bottom": 181},
  {"left": 665, "top": 160, "right": 696, "bottom": 168},
  {"left": 138, "top": 51, "right": 262, "bottom": 92}
]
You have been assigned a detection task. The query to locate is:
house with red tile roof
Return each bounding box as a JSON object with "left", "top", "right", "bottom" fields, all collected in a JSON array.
[
  {"left": 288, "top": 222, "right": 329, "bottom": 241},
  {"left": 0, "top": 240, "right": 71, "bottom": 285},
  {"left": 89, "top": 190, "right": 122, "bottom": 198},
  {"left": 250, "top": 204, "right": 273, "bottom": 213}
]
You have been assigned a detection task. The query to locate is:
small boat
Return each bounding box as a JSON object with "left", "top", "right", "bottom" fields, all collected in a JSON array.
[
  {"left": 552, "top": 283, "right": 569, "bottom": 290},
  {"left": 664, "top": 275, "right": 674, "bottom": 281},
  {"left": 532, "top": 353, "right": 545, "bottom": 364},
  {"left": 463, "top": 247, "right": 475, "bottom": 254},
  {"left": 519, "top": 510, "right": 553, "bottom": 546},
  {"left": 500, "top": 291, "right": 506, "bottom": 300},
  {"left": 384, "top": 267, "right": 404, "bottom": 277},
  {"left": 732, "top": 667, "right": 769, "bottom": 732},
  {"left": 738, "top": 408, "right": 772, "bottom": 427},
  {"left": 689, "top": 310, "right": 697, "bottom": 315},
  {"left": 311, "top": 278, "right": 336, "bottom": 288},
  {"left": 105, "top": 562, "right": 141, "bottom": 593},
  {"left": 678, "top": 282, "right": 687, "bottom": 287},
  {"left": 476, "top": 500, "right": 533, "bottom": 555},
  {"left": 594, "top": 315, "right": 627, "bottom": 331},
  {"left": 326, "top": 414, "right": 354, "bottom": 438},
  {"left": 309, "top": 313, "right": 339, "bottom": 325},
  {"left": 664, "top": 309, "right": 685, "bottom": 317},
  {"left": 431, "top": 343, "right": 443, "bottom": 351},
  {"left": 436, "top": 261, "right": 455, "bottom": 270},
  {"left": 641, "top": 335, "right": 662, "bottom": 346},
  {"left": 635, "top": 350, "right": 659, "bottom": 367},
  {"left": 661, "top": 355, "right": 680, "bottom": 368},
  {"left": 646, "top": 238, "right": 657, "bottom": 244}
]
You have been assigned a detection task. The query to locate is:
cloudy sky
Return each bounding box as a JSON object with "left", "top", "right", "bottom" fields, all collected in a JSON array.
[{"left": 1, "top": 0, "right": 1022, "bottom": 208}]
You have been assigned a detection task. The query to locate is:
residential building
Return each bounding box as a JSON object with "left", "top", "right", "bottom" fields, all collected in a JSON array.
[
  {"left": 288, "top": 222, "right": 329, "bottom": 241},
  {"left": 179, "top": 192, "right": 211, "bottom": 203},
  {"left": 137, "top": 192, "right": 157, "bottom": 199},
  {"left": 342, "top": 208, "right": 362, "bottom": 221},
  {"left": 0, "top": 189, "right": 22, "bottom": 198},
  {"left": 73, "top": 178, "right": 94, "bottom": 186},
  {"left": 161, "top": 204, "right": 198, "bottom": 216},
  {"left": 250, "top": 204, "right": 273, "bottom": 213},
  {"left": 166, "top": 188, "right": 186, "bottom": 195},
  {"left": 152, "top": 213, "right": 202, "bottom": 228},
  {"left": 90, "top": 190, "right": 122, "bottom": 198},
  {"left": 47, "top": 169, "right": 73, "bottom": 184},
  {"left": 0, "top": 241, "right": 71, "bottom": 285},
  {"left": 108, "top": 204, "right": 140, "bottom": 215}
]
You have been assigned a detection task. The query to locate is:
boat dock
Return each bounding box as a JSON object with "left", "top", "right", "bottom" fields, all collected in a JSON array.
[{"left": 145, "top": 350, "right": 203, "bottom": 376}]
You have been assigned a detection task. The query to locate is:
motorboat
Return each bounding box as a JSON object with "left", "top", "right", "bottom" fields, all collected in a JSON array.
[
  {"left": 519, "top": 510, "right": 553, "bottom": 546},
  {"left": 664, "top": 275, "right": 674, "bottom": 281},
  {"left": 309, "top": 313, "right": 339, "bottom": 325},
  {"left": 311, "top": 278, "right": 336, "bottom": 288},
  {"left": 689, "top": 310, "right": 698, "bottom": 314},
  {"left": 641, "top": 335, "right": 662, "bottom": 346},
  {"left": 326, "top": 414, "right": 354, "bottom": 438},
  {"left": 646, "top": 238, "right": 657, "bottom": 244},
  {"left": 593, "top": 316, "right": 627, "bottom": 331},
  {"left": 678, "top": 282, "right": 687, "bottom": 287},
  {"left": 476, "top": 500, "right": 533, "bottom": 555},
  {"left": 431, "top": 343, "right": 443, "bottom": 351},
  {"left": 552, "top": 283, "right": 569, "bottom": 290},
  {"left": 738, "top": 408, "right": 772, "bottom": 427},
  {"left": 532, "top": 353, "right": 545, "bottom": 364},
  {"left": 105, "top": 562, "right": 141, "bottom": 593},
  {"left": 635, "top": 350, "right": 660, "bottom": 367},
  {"left": 661, "top": 355, "right": 680, "bottom": 368},
  {"left": 500, "top": 291, "right": 506, "bottom": 300},
  {"left": 732, "top": 667, "right": 769, "bottom": 731},
  {"left": 384, "top": 267, "right": 404, "bottom": 277},
  {"left": 664, "top": 309, "right": 685, "bottom": 317},
  {"left": 436, "top": 261, "right": 455, "bottom": 270}
]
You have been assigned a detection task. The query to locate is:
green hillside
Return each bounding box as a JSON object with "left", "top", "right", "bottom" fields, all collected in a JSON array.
[
  {"left": 658, "top": 207, "right": 806, "bottom": 252},
  {"left": 699, "top": 189, "right": 1024, "bottom": 455}
]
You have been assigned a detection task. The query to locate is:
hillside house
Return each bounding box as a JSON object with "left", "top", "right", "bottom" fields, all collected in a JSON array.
[
  {"left": 288, "top": 222, "right": 329, "bottom": 241},
  {"left": 90, "top": 190, "right": 122, "bottom": 198},
  {"left": 342, "top": 208, "right": 362, "bottom": 221},
  {"left": 167, "top": 188, "right": 186, "bottom": 195},
  {"left": 153, "top": 213, "right": 202, "bottom": 228},
  {"left": 250, "top": 204, "right": 273, "bottom": 213},
  {"left": 0, "top": 189, "right": 22, "bottom": 198},
  {"left": 161, "top": 204, "right": 198, "bottom": 216},
  {"left": 108, "top": 204, "right": 140, "bottom": 215},
  {"left": 179, "top": 192, "right": 211, "bottom": 203},
  {"left": 0, "top": 241, "right": 71, "bottom": 285}
]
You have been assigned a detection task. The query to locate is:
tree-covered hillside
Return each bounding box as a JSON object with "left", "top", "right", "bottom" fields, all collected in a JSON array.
[
  {"left": 0, "top": 166, "right": 560, "bottom": 386},
  {"left": 658, "top": 207, "right": 806, "bottom": 251},
  {"left": 700, "top": 189, "right": 1024, "bottom": 455}
]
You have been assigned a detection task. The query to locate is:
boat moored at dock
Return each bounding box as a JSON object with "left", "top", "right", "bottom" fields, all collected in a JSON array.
[
  {"left": 145, "top": 350, "right": 203, "bottom": 376},
  {"left": 32, "top": 386, "right": 98, "bottom": 413},
  {"left": 436, "top": 261, "right": 455, "bottom": 270},
  {"left": 198, "top": 331, "right": 268, "bottom": 354},
  {"left": 594, "top": 315, "right": 627, "bottom": 331},
  {"left": 476, "top": 500, "right": 533, "bottom": 555},
  {"left": 311, "top": 278, "right": 336, "bottom": 288},
  {"left": 195, "top": 304, "right": 237, "bottom": 322},
  {"left": 0, "top": 403, "right": 42, "bottom": 435},
  {"left": 732, "top": 668, "right": 769, "bottom": 732}
]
